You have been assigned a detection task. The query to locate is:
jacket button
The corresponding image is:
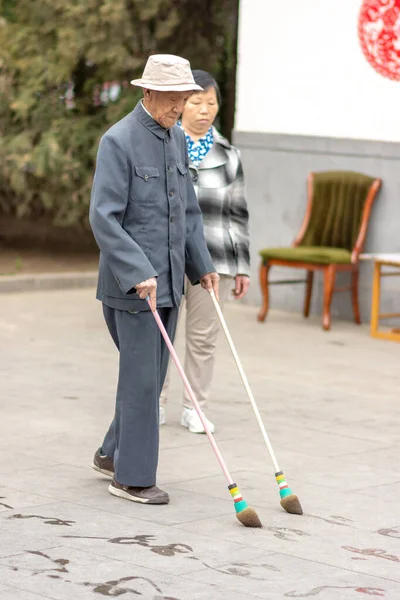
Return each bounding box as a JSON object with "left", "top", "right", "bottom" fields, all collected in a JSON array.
[
  {"left": 192, "top": 175, "right": 198, "bottom": 183},
  {"left": 169, "top": 191, "right": 174, "bottom": 197},
  {"left": 144, "top": 174, "right": 149, "bottom": 181},
  {"left": 170, "top": 217, "right": 174, "bottom": 223},
  {"left": 169, "top": 242, "right": 173, "bottom": 249}
]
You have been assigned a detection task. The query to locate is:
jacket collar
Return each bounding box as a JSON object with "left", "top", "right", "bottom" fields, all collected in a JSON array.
[
  {"left": 133, "top": 101, "right": 169, "bottom": 139},
  {"left": 194, "top": 127, "right": 230, "bottom": 170},
  {"left": 212, "top": 127, "right": 231, "bottom": 149}
]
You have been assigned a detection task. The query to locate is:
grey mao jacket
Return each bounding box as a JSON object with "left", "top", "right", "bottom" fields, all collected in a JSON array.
[{"left": 89, "top": 102, "right": 215, "bottom": 311}]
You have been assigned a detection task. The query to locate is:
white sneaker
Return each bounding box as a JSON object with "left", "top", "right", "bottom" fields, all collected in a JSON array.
[
  {"left": 180, "top": 408, "right": 215, "bottom": 434},
  {"left": 159, "top": 405, "right": 166, "bottom": 426}
]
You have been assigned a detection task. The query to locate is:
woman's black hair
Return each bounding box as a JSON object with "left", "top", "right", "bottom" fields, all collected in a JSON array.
[{"left": 191, "top": 70, "right": 221, "bottom": 105}]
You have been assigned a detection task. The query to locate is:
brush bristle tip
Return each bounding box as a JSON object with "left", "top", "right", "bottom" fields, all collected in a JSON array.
[
  {"left": 280, "top": 494, "right": 303, "bottom": 515},
  {"left": 236, "top": 506, "right": 262, "bottom": 528}
]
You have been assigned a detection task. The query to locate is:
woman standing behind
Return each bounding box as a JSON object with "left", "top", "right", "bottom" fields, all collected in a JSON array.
[{"left": 160, "top": 70, "right": 250, "bottom": 433}]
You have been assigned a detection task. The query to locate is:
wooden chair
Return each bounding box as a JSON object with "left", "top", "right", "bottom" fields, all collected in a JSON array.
[{"left": 257, "top": 171, "right": 382, "bottom": 330}]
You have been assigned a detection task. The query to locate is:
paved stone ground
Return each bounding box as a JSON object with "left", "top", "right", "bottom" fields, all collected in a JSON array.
[{"left": 0, "top": 288, "right": 400, "bottom": 600}]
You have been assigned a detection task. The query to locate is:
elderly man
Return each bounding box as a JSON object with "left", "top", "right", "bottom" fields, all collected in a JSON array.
[{"left": 89, "top": 54, "right": 219, "bottom": 505}]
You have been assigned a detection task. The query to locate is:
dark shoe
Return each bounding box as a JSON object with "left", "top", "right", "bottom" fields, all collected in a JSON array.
[
  {"left": 109, "top": 478, "right": 169, "bottom": 505},
  {"left": 92, "top": 449, "right": 114, "bottom": 478}
]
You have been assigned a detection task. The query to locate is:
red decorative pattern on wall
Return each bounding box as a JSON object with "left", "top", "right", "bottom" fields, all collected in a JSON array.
[{"left": 358, "top": 0, "right": 400, "bottom": 80}]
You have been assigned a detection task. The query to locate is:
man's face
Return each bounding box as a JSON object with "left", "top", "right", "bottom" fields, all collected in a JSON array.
[{"left": 143, "top": 90, "right": 192, "bottom": 129}]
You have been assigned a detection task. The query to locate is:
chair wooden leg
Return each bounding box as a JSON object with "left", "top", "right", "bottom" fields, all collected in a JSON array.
[
  {"left": 370, "top": 261, "right": 381, "bottom": 337},
  {"left": 303, "top": 270, "right": 314, "bottom": 318},
  {"left": 322, "top": 265, "right": 336, "bottom": 331},
  {"left": 351, "top": 267, "right": 361, "bottom": 325},
  {"left": 257, "top": 263, "right": 271, "bottom": 322}
]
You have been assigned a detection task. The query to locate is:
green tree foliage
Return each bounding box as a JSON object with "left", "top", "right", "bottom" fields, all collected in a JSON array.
[{"left": 0, "top": 0, "right": 238, "bottom": 230}]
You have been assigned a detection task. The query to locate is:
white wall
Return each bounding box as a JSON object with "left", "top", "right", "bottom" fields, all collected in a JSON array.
[{"left": 236, "top": 0, "right": 400, "bottom": 141}]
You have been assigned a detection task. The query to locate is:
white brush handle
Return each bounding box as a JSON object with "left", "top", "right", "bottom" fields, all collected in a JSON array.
[{"left": 210, "top": 290, "right": 280, "bottom": 474}]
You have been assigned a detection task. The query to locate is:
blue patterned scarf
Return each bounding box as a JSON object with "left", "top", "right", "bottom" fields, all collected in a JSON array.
[{"left": 178, "top": 122, "right": 214, "bottom": 166}]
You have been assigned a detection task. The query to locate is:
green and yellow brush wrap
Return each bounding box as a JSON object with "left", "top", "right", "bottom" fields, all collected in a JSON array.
[
  {"left": 275, "top": 471, "right": 303, "bottom": 515},
  {"left": 228, "top": 483, "right": 262, "bottom": 528}
]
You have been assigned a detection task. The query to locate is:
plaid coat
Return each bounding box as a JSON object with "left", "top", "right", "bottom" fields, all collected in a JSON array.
[{"left": 189, "top": 127, "right": 250, "bottom": 277}]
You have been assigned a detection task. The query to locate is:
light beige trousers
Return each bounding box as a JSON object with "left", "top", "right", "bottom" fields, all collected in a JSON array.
[{"left": 160, "top": 275, "right": 233, "bottom": 409}]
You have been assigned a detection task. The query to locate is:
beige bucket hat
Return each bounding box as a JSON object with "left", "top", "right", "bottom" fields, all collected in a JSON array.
[{"left": 130, "top": 54, "right": 203, "bottom": 92}]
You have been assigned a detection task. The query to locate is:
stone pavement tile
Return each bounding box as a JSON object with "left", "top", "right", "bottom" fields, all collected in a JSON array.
[
  {"left": 2, "top": 463, "right": 237, "bottom": 526},
  {"left": 0, "top": 583, "right": 54, "bottom": 600},
  {"left": 85, "top": 481, "right": 237, "bottom": 528},
  {"left": 1, "top": 431, "right": 109, "bottom": 472},
  {"left": 0, "top": 486, "right": 56, "bottom": 513},
  {"left": 157, "top": 439, "right": 274, "bottom": 485},
  {"left": 0, "top": 545, "right": 174, "bottom": 599},
  {"left": 113, "top": 488, "right": 236, "bottom": 527},
  {"left": 3, "top": 464, "right": 109, "bottom": 501},
  {"left": 275, "top": 451, "right": 400, "bottom": 492},
  {"left": 162, "top": 443, "right": 400, "bottom": 492},
  {"left": 160, "top": 425, "right": 213, "bottom": 450},
  {"left": 180, "top": 551, "right": 400, "bottom": 599},
  {"left": 262, "top": 409, "right": 371, "bottom": 436},
  {"left": 290, "top": 488, "right": 400, "bottom": 533},
  {"left": 159, "top": 437, "right": 360, "bottom": 490},
  {"left": 90, "top": 480, "right": 235, "bottom": 527},
  {"left": 147, "top": 576, "right": 258, "bottom": 600},
  {"left": 0, "top": 407, "right": 103, "bottom": 448},
  {"left": 213, "top": 353, "right": 399, "bottom": 398},
  {"left": 215, "top": 377, "right": 399, "bottom": 418},
  {"left": 170, "top": 408, "right": 392, "bottom": 457},
  {"left": 353, "top": 480, "right": 400, "bottom": 501},
  {"left": 168, "top": 469, "right": 281, "bottom": 514},
  {"left": 323, "top": 417, "right": 400, "bottom": 446},
  {"left": 0, "top": 452, "right": 59, "bottom": 476},
  {"left": 0, "top": 545, "right": 259, "bottom": 600},
  {"left": 334, "top": 446, "right": 400, "bottom": 469},
  {"left": 159, "top": 418, "right": 257, "bottom": 446},
  {"left": 169, "top": 470, "right": 400, "bottom": 532},
  {"left": 266, "top": 426, "right": 390, "bottom": 459},
  {"left": 1, "top": 500, "right": 269, "bottom": 577},
  {"left": 263, "top": 401, "right": 400, "bottom": 442},
  {"left": 0, "top": 529, "right": 55, "bottom": 560},
  {"left": 174, "top": 508, "right": 400, "bottom": 582}
]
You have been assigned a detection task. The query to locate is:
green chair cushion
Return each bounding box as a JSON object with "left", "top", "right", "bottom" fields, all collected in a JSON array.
[{"left": 259, "top": 246, "right": 352, "bottom": 265}]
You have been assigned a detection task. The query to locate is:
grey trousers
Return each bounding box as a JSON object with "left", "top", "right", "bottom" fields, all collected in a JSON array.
[{"left": 101, "top": 304, "right": 179, "bottom": 487}]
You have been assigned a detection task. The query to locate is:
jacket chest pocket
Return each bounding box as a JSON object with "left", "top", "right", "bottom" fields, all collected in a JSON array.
[
  {"left": 131, "top": 166, "right": 160, "bottom": 204},
  {"left": 177, "top": 163, "right": 187, "bottom": 200}
]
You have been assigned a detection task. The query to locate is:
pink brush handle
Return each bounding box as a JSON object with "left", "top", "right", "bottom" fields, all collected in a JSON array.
[{"left": 148, "top": 300, "right": 233, "bottom": 486}]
